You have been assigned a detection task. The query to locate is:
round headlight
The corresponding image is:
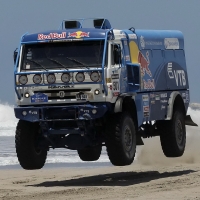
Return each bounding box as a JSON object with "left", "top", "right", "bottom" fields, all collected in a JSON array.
[
  {"left": 75, "top": 73, "right": 85, "bottom": 82},
  {"left": 94, "top": 89, "right": 100, "bottom": 95},
  {"left": 61, "top": 73, "right": 70, "bottom": 83},
  {"left": 33, "top": 74, "right": 42, "bottom": 84},
  {"left": 19, "top": 75, "right": 28, "bottom": 85},
  {"left": 47, "top": 74, "right": 56, "bottom": 84},
  {"left": 24, "top": 92, "right": 30, "bottom": 98},
  {"left": 90, "top": 71, "right": 100, "bottom": 82}
]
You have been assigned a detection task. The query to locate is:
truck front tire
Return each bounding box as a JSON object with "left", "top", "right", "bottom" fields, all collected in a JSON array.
[
  {"left": 158, "top": 110, "right": 186, "bottom": 157},
  {"left": 106, "top": 112, "right": 136, "bottom": 166},
  {"left": 15, "top": 120, "right": 47, "bottom": 170},
  {"left": 78, "top": 145, "right": 102, "bottom": 161}
]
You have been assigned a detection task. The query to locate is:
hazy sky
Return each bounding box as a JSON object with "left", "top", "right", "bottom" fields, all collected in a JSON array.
[{"left": 0, "top": 0, "right": 200, "bottom": 104}]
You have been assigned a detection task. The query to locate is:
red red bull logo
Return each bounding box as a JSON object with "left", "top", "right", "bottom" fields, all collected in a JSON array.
[
  {"left": 38, "top": 32, "right": 66, "bottom": 40},
  {"left": 138, "top": 51, "right": 152, "bottom": 77},
  {"left": 68, "top": 31, "right": 90, "bottom": 38}
]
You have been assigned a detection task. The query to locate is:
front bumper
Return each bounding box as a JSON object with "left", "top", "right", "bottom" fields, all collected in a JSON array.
[{"left": 14, "top": 104, "right": 108, "bottom": 122}]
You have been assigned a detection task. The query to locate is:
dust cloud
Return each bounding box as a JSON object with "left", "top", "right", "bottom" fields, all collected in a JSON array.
[{"left": 137, "top": 107, "right": 200, "bottom": 166}]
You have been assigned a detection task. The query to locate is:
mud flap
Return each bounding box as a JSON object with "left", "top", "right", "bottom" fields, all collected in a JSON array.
[
  {"left": 136, "top": 135, "right": 144, "bottom": 145},
  {"left": 185, "top": 115, "right": 198, "bottom": 126}
]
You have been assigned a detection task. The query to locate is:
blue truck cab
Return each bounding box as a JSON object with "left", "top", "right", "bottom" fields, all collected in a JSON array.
[{"left": 13, "top": 18, "right": 197, "bottom": 169}]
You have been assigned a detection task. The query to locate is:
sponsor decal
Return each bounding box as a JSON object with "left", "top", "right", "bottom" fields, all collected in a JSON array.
[
  {"left": 185, "top": 91, "right": 189, "bottom": 103},
  {"left": 167, "top": 63, "right": 186, "bottom": 86},
  {"left": 151, "top": 100, "right": 155, "bottom": 104},
  {"left": 161, "top": 105, "right": 165, "bottom": 110},
  {"left": 164, "top": 38, "right": 179, "bottom": 49},
  {"left": 111, "top": 74, "right": 119, "bottom": 79},
  {"left": 143, "top": 106, "right": 150, "bottom": 117},
  {"left": 142, "top": 94, "right": 149, "bottom": 102},
  {"left": 142, "top": 94, "right": 150, "bottom": 117},
  {"left": 140, "top": 36, "right": 162, "bottom": 48},
  {"left": 161, "top": 99, "right": 168, "bottom": 103},
  {"left": 68, "top": 31, "right": 89, "bottom": 38},
  {"left": 31, "top": 93, "right": 48, "bottom": 103},
  {"left": 128, "top": 34, "right": 137, "bottom": 39},
  {"left": 111, "top": 73, "right": 120, "bottom": 95},
  {"left": 140, "top": 36, "right": 145, "bottom": 49},
  {"left": 150, "top": 93, "right": 155, "bottom": 98},
  {"left": 155, "top": 94, "right": 160, "bottom": 101},
  {"left": 119, "top": 32, "right": 126, "bottom": 38},
  {"left": 112, "top": 81, "right": 119, "bottom": 92},
  {"left": 160, "top": 93, "right": 167, "bottom": 98},
  {"left": 106, "top": 78, "right": 111, "bottom": 83},
  {"left": 29, "top": 110, "right": 38, "bottom": 115},
  {"left": 125, "top": 55, "right": 130, "bottom": 61},
  {"left": 167, "top": 63, "right": 174, "bottom": 78},
  {"left": 38, "top": 32, "right": 66, "bottom": 40},
  {"left": 145, "top": 41, "right": 162, "bottom": 46},
  {"left": 113, "top": 92, "right": 119, "bottom": 96},
  {"left": 143, "top": 79, "right": 155, "bottom": 89}
]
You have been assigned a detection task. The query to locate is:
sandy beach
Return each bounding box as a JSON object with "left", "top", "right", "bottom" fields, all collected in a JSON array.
[
  {"left": 1, "top": 162, "right": 200, "bottom": 200},
  {"left": 1, "top": 125, "right": 200, "bottom": 200}
]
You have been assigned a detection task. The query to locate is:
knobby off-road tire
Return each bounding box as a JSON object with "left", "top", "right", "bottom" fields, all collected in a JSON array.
[
  {"left": 105, "top": 112, "right": 136, "bottom": 166},
  {"left": 78, "top": 145, "right": 102, "bottom": 161},
  {"left": 158, "top": 110, "right": 186, "bottom": 157},
  {"left": 15, "top": 120, "right": 47, "bottom": 170}
]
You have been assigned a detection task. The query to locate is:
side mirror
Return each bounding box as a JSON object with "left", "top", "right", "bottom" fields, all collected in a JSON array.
[
  {"left": 13, "top": 48, "right": 18, "bottom": 64},
  {"left": 113, "top": 45, "right": 121, "bottom": 64}
]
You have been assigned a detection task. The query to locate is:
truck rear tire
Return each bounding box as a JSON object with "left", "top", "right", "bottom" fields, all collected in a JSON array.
[
  {"left": 15, "top": 120, "right": 47, "bottom": 170},
  {"left": 158, "top": 110, "right": 186, "bottom": 157},
  {"left": 78, "top": 145, "right": 102, "bottom": 161},
  {"left": 105, "top": 112, "right": 136, "bottom": 166}
]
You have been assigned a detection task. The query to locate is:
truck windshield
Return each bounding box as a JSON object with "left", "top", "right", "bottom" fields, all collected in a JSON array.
[{"left": 21, "top": 40, "right": 105, "bottom": 70}]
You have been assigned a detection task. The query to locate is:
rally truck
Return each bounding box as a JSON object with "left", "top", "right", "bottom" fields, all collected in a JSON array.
[{"left": 14, "top": 18, "right": 197, "bottom": 169}]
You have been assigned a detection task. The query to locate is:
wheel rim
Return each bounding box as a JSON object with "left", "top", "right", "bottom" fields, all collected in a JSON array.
[
  {"left": 176, "top": 119, "right": 184, "bottom": 146},
  {"left": 124, "top": 125, "right": 133, "bottom": 151}
]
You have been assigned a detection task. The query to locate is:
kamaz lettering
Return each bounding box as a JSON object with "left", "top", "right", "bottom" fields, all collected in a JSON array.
[{"left": 48, "top": 85, "right": 74, "bottom": 89}]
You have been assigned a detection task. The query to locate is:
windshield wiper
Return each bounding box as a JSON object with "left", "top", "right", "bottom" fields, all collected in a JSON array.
[
  {"left": 26, "top": 59, "right": 48, "bottom": 71},
  {"left": 65, "top": 57, "right": 89, "bottom": 69},
  {"left": 46, "top": 57, "right": 69, "bottom": 70}
]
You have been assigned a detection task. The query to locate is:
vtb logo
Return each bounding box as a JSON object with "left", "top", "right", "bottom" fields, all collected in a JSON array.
[{"left": 167, "top": 63, "right": 186, "bottom": 86}]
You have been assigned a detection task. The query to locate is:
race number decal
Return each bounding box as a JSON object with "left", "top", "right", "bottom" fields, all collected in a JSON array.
[{"left": 111, "top": 74, "right": 120, "bottom": 96}]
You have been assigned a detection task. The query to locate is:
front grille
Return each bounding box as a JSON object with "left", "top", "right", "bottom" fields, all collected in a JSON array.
[
  {"left": 34, "top": 88, "right": 91, "bottom": 100},
  {"left": 48, "top": 96, "right": 76, "bottom": 100},
  {"left": 34, "top": 89, "right": 91, "bottom": 94},
  {"left": 44, "top": 108, "right": 77, "bottom": 120}
]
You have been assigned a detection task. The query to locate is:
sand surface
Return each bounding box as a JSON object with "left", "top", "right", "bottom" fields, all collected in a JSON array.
[{"left": 1, "top": 125, "right": 200, "bottom": 200}]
